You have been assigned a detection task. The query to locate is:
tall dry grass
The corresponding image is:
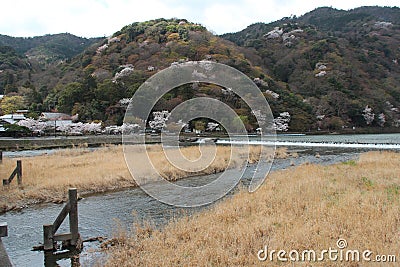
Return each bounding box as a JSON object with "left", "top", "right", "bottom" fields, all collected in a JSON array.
[
  {"left": 0, "top": 146, "right": 129, "bottom": 212},
  {"left": 105, "top": 151, "right": 400, "bottom": 267},
  {"left": 0, "top": 144, "right": 273, "bottom": 212}
]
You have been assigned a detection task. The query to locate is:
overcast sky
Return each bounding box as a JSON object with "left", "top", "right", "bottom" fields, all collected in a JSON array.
[{"left": 1, "top": 0, "right": 398, "bottom": 38}]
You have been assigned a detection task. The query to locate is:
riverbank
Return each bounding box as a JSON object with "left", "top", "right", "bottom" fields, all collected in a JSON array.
[
  {"left": 105, "top": 151, "right": 400, "bottom": 266},
  {"left": 2, "top": 131, "right": 398, "bottom": 151},
  {"left": 0, "top": 135, "right": 123, "bottom": 151},
  {"left": 0, "top": 145, "right": 272, "bottom": 214}
]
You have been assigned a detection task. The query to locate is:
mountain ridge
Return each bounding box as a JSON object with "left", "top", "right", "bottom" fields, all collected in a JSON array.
[
  {"left": 221, "top": 6, "right": 399, "bottom": 131},
  {"left": 0, "top": 33, "right": 102, "bottom": 59},
  {"left": 0, "top": 7, "right": 399, "bottom": 132}
]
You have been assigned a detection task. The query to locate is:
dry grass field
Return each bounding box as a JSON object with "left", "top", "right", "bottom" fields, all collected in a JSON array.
[
  {"left": 0, "top": 144, "right": 271, "bottom": 213},
  {"left": 105, "top": 151, "right": 400, "bottom": 267}
]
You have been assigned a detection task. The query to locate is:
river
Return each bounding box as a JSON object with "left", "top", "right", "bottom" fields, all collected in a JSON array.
[{"left": 0, "top": 133, "right": 399, "bottom": 266}]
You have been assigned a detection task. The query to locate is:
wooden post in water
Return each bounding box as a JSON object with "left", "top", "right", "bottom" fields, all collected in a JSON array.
[
  {"left": 43, "top": 188, "right": 80, "bottom": 251},
  {"left": 0, "top": 223, "right": 7, "bottom": 238},
  {"left": 43, "top": 224, "right": 55, "bottom": 251},
  {"left": 0, "top": 222, "right": 12, "bottom": 267},
  {"left": 68, "top": 188, "right": 78, "bottom": 246}
]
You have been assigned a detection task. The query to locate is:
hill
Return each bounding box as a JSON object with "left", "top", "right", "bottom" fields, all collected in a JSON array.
[
  {"left": 1, "top": 7, "right": 399, "bottom": 132},
  {"left": 0, "top": 33, "right": 102, "bottom": 66},
  {"left": 29, "top": 18, "right": 307, "bottom": 127},
  {"left": 221, "top": 6, "right": 400, "bottom": 131},
  {"left": 0, "top": 33, "right": 102, "bottom": 97}
]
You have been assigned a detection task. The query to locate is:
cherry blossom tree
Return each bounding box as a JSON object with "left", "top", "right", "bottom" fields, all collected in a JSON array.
[
  {"left": 251, "top": 109, "right": 267, "bottom": 124},
  {"left": 103, "top": 123, "right": 139, "bottom": 135},
  {"left": 384, "top": 101, "right": 399, "bottom": 127},
  {"left": 362, "top": 105, "right": 375, "bottom": 125},
  {"left": 265, "top": 90, "right": 280, "bottom": 99},
  {"left": 148, "top": 111, "right": 170, "bottom": 131},
  {"left": 57, "top": 122, "right": 84, "bottom": 135},
  {"left": 113, "top": 66, "right": 134, "bottom": 81},
  {"left": 96, "top": 44, "right": 108, "bottom": 54},
  {"left": 120, "top": 123, "right": 140, "bottom": 134},
  {"left": 206, "top": 122, "right": 219, "bottom": 131},
  {"left": 57, "top": 122, "right": 102, "bottom": 135},
  {"left": 377, "top": 113, "right": 386, "bottom": 127},
  {"left": 83, "top": 122, "right": 102, "bottom": 134},
  {"left": 118, "top": 98, "right": 131, "bottom": 108},
  {"left": 273, "top": 112, "right": 291, "bottom": 131},
  {"left": 103, "top": 125, "right": 120, "bottom": 135},
  {"left": 17, "top": 118, "right": 48, "bottom": 134}
]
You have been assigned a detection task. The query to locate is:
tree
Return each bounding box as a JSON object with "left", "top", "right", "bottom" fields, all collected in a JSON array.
[
  {"left": 0, "top": 95, "right": 26, "bottom": 114},
  {"left": 206, "top": 122, "right": 219, "bottom": 131},
  {"left": 57, "top": 122, "right": 102, "bottom": 135},
  {"left": 325, "top": 116, "right": 345, "bottom": 131},
  {"left": 57, "top": 82, "right": 84, "bottom": 114},
  {"left": 328, "top": 91, "right": 347, "bottom": 117},
  {"left": 4, "top": 124, "right": 31, "bottom": 136},
  {"left": 273, "top": 112, "right": 291, "bottom": 131},
  {"left": 377, "top": 113, "right": 386, "bottom": 127},
  {"left": 17, "top": 118, "right": 48, "bottom": 134},
  {"left": 231, "top": 115, "right": 250, "bottom": 132},
  {"left": 148, "top": 111, "right": 170, "bottom": 131},
  {"left": 362, "top": 105, "right": 375, "bottom": 125},
  {"left": 193, "top": 120, "right": 206, "bottom": 132},
  {"left": 3, "top": 72, "right": 17, "bottom": 94}
]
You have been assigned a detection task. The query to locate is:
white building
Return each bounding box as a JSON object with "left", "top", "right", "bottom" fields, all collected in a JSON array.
[
  {"left": 0, "top": 114, "right": 27, "bottom": 133},
  {"left": 40, "top": 112, "right": 73, "bottom": 127},
  {"left": 0, "top": 114, "right": 26, "bottom": 124}
]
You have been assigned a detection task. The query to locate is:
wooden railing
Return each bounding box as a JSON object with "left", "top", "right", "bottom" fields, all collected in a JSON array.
[
  {"left": 43, "top": 188, "right": 81, "bottom": 251},
  {"left": 3, "top": 160, "right": 22, "bottom": 186}
]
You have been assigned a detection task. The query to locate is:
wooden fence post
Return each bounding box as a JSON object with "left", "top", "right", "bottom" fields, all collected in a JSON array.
[
  {"left": 69, "top": 188, "right": 78, "bottom": 246},
  {"left": 42, "top": 188, "right": 80, "bottom": 252},
  {"left": 2, "top": 160, "right": 22, "bottom": 186},
  {"left": 17, "top": 160, "right": 22, "bottom": 185},
  {"left": 0, "top": 222, "right": 12, "bottom": 267},
  {"left": 0, "top": 151, "right": 2, "bottom": 163},
  {"left": 43, "top": 224, "right": 55, "bottom": 251},
  {"left": 0, "top": 223, "right": 7, "bottom": 237}
]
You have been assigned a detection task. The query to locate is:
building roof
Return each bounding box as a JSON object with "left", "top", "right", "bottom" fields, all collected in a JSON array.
[
  {"left": 40, "top": 112, "right": 71, "bottom": 120},
  {"left": 0, "top": 114, "right": 26, "bottom": 119},
  {"left": 0, "top": 114, "right": 26, "bottom": 124}
]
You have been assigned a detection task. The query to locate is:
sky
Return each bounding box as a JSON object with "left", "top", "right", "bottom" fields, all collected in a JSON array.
[{"left": 1, "top": 0, "right": 398, "bottom": 38}]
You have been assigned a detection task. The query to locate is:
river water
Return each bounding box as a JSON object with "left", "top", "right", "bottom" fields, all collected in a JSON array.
[{"left": 0, "top": 133, "right": 399, "bottom": 266}]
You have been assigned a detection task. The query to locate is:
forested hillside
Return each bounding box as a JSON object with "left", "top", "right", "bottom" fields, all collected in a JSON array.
[
  {"left": 10, "top": 18, "right": 302, "bottom": 128},
  {"left": 0, "top": 33, "right": 102, "bottom": 98},
  {"left": 222, "top": 6, "right": 400, "bottom": 131},
  {"left": 1, "top": 7, "right": 399, "bottom": 132}
]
